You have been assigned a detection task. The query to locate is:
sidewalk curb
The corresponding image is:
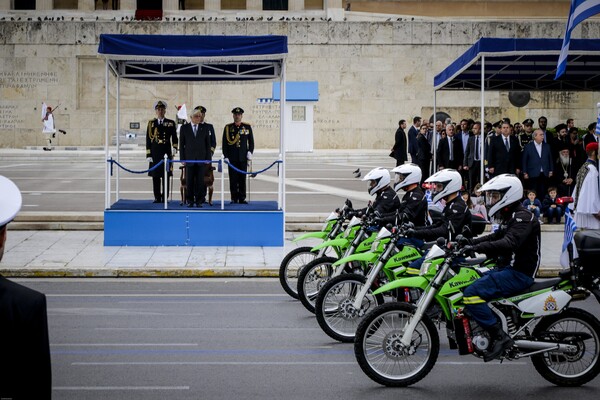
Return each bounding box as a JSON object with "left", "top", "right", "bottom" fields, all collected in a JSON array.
[{"left": 0, "top": 268, "right": 560, "bottom": 279}]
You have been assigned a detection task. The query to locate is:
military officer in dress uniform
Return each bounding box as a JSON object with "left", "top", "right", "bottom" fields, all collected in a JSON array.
[
  {"left": 222, "top": 107, "right": 254, "bottom": 204},
  {"left": 146, "top": 100, "right": 178, "bottom": 203},
  {"left": 0, "top": 176, "right": 52, "bottom": 399},
  {"left": 519, "top": 118, "right": 535, "bottom": 149}
]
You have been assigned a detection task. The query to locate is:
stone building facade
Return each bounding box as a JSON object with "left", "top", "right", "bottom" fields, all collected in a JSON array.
[{"left": 1, "top": 7, "right": 600, "bottom": 149}]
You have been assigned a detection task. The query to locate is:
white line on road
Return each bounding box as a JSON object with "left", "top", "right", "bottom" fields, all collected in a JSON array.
[
  {"left": 54, "top": 386, "right": 189, "bottom": 391},
  {"left": 94, "top": 327, "right": 320, "bottom": 331},
  {"left": 52, "top": 343, "right": 199, "bottom": 347},
  {"left": 71, "top": 361, "right": 527, "bottom": 366},
  {"left": 47, "top": 293, "right": 287, "bottom": 297}
]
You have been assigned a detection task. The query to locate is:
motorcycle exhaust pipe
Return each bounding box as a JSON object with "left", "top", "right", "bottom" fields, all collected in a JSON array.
[{"left": 514, "top": 340, "right": 578, "bottom": 353}]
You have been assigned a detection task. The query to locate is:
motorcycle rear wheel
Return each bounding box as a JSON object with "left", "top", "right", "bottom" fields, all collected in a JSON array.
[
  {"left": 531, "top": 308, "right": 600, "bottom": 387},
  {"left": 354, "top": 302, "right": 439, "bottom": 387},
  {"left": 278, "top": 246, "right": 317, "bottom": 299},
  {"left": 315, "top": 273, "right": 384, "bottom": 343},
  {"left": 297, "top": 256, "right": 337, "bottom": 314}
]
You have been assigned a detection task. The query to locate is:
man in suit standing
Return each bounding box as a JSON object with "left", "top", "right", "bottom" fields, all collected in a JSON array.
[
  {"left": 391, "top": 119, "right": 408, "bottom": 166},
  {"left": 222, "top": 107, "right": 255, "bottom": 204},
  {"left": 522, "top": 129, "right": 554, "bottom": 199},
  {"left": 180, "top": 106, "right": 213, "bottom": 207},
  {"left": 0, "top": 176, "right": 52, "bottom": 399},
  {"left": 146, "top": 101, "right": 178, "bottom": 203},
  {"left": 436, "top": 123, "right": 463, "bottom": 172},
  {"left": 487, "top": 121, "right": 521, "bottom": 177},
  {"left": 463, "top": 121, "right": 483, "bottom": 192},
  {"left": 415, "top": 124, "right": 432, "bottom": 183},
  {"left": 583, "top": 122, "right": 599, "bottom": 148},
  {"left": 407, "top": 116, "right": 421, "bottom": 164}
]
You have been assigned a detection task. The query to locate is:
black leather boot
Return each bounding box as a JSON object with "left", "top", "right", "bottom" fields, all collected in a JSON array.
[{"left": 483, "top": 322, "right": 514, "bottom": 362}]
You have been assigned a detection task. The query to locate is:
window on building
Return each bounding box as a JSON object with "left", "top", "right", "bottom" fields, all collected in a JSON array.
[
  {"left": 181, "top": 0, "right": 205, "bottom": 10},
  {"left": 14, "top": 0, "right": 35, "bottom": 9},
  {"left": 222, "top": 0, "right": 245, "bottom": 10},
  {"left": 263, "top": 0, "right": 287, "bottom": 10},
  {"left": 304, "top": 0, "right": 323, "bottom": 10},
  {"left": 53, "top": 0, "right": 78, "bottom": 9},
  {"left": 137, "top": 0, "right": 162, "bottom": 9},
  {"left": 292, "top": 106, "right": 306, "bottom": 122},
  {"left": 96, "top": 0, "right": 120, "bottom": 9}
]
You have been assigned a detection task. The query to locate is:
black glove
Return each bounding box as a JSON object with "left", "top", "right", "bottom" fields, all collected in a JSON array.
[
  {"left": 462, "top": 245, "right": 475, "bottom": 258},
  {"left": 405, "top": 228, "right": 416, "bottom": 238},
  {"left": 457, "top": 236, "right": 472, "bottom": 247}
]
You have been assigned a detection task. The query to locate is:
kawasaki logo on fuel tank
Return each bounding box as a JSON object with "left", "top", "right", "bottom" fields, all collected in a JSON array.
[
  {"left": 449, "top": 276, "right": 477, "bottom": 288},
  {"left": 392, "top": 254, "right": 416, "bottom": 263}
]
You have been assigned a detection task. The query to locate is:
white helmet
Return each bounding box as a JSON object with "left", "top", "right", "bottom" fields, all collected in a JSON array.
[
  {"left": 478, "top": 173, "right": 523, "bottom": 217},
  {"left": 362, "top": 167, "right": 391, "bottom": 196},
  {"left": 425, "top": 169, "right": 462, "bottom": 204},
  {"left": 391, "top": 163, "right": 422, "bottom": 192}
]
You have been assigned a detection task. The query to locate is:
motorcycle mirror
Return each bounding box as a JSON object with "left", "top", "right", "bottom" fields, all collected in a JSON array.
[
  {"left": 385, "top": 223, "right": 394, "bottom": 231},
  {"left": 436, "top": 237, "right": 446, "bottom": 248}
]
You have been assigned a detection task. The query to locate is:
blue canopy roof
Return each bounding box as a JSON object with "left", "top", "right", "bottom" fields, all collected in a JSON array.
[
  {"left": 434, "top": 38, "right": 600, "bottom": 91},
  {"left": 98, "top": 34, "right": 288, "bottom": 81}
]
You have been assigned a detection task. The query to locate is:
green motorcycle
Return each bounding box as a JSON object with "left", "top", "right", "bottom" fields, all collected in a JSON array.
[
  {"left": 297, "top": 214, "right": 377, "bottom": 314},
  {"left": 278, "top": 200, "right": 352, "bottom": 299},
  {"left": 314, "top": 224, "right": 426, "bottom": 342},
  {"left": 354, "top": 234, "right": 600, "bottom": 387}
]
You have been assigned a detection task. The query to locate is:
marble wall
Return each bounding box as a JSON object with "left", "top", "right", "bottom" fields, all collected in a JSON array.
[{"left": 1, "top": 19, "right": 599, "bottom": 149}]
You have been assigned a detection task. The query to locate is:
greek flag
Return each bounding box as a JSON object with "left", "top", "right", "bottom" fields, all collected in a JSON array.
[
  {"left": 560, "top": 208, "right": 579, "bottom": 268},
  {"left": 556, "top": 0, "right": 600, "bottom": 79}
]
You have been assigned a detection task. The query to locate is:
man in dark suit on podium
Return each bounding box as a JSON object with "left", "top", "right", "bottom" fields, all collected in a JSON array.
[
  {"left": 436, "top": 123, "right": 463, "bottom": 171},
  {"left": 487, "top": 121, "right": 521, "bottom": 177},
  {"left": 0, "top": 176, "right": 52, "bottom": 399},
  {"left": 522, "top": 129, "right": 554, "bottom": 199},
  {"left": 179, "top": 106, "right": 213, "bottom": 207}
]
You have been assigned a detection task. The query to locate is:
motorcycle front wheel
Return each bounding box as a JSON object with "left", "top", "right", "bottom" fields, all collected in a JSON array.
[
  {"left": 315, "top": 273, "right": 384, "bottom": 343},
  {"left": 354, "top": 302, "right": 439, "bottom": 387},
  {"left": 278, "top": 246, "right": 318, "bottom": 299},
  {"left": 296, "top": 256, "right": 337, "bottom": 314},
  {"left": 531, "top": 308, "right": 600, "bottom": 387}
]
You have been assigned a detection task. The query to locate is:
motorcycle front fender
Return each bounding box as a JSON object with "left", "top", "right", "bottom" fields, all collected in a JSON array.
[
  {"left": 332, "top": 251, "right": 379, "bottom": 267},
  {"left": 311, "top": 238, "right": 349, "bottom": 252},
  {"left": 373, "top": 276, "right": 429, "bottom": 296},
  {"left": 293, "top": 231, "right": 329, "bottom": 243}
]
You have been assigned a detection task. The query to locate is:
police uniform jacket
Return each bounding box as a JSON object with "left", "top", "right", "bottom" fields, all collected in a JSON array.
[
  {"left": 146, "top": 117, "right": 178, "bottom": 177},
  {"left": 222, "top": 122, "right": 254, "bottom": 162},
  {"left": 471, "top": 203, "right": 540, "bottom": 278},
  {"left": 414, "top": 195, "right": 472, "bottom": 241},
  {"left": 0, "top": 275, "right": 52, "bottom": 399},
  {"left": 378, "top": 187, "right": 428, "bottom": 227}
]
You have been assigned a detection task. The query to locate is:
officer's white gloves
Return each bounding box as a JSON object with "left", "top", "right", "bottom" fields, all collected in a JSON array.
[
  {"left": 224, "top": 158, "right": 230, "bottom": 164},
  {"left": 247, "top": 151, "right": 252, "bottom": 160},
  {"left": 146, "top": 157, "right": 153, "bottom": 162}
]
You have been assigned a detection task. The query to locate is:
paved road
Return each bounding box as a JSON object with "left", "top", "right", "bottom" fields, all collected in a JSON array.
[
  {"left": 0, "top": 150, "right": 390, "bottom": 213},
  {"left": 16, "top": 278, "right": 600, "bottom": 399}
]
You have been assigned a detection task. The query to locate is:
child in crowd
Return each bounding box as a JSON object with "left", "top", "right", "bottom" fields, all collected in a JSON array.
[
  {"left": 542, "top": 186, "right": 564, "bottom": 224},
  {"left": 522, "top": 189, "right": 542, "bottom": 223}
]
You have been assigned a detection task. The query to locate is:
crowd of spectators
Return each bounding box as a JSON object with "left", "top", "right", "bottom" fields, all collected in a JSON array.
[{"left": 393, "top": 115, "right": 599, "bottom": 224}]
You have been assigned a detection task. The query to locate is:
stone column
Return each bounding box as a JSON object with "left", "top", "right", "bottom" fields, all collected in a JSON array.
[
  {"left": 120, "top": 0, "right": 136, "bottom": 10},
  {"left": 326, "top": 0, "right": 343, "bottom": 20},
  {"left": 36, "top": 0, "right": 53, "bottom": 10},
  {"left": 163, "top": 0, "right": 178, "bottom": 10},
  {"left": 79, "top": 0, "right": 96, "bottom": 11},
  {"left": 204, "top": 0, "right": 220, "bottom": 11},
  {"left": 289, "top": 0, "right": 303, "bottom": 11}
]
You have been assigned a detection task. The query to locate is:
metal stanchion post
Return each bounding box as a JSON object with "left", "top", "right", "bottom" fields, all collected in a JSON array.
[
  {"left": 163, "top": 154, "right": 168, "bottom": 210},
  {"left": 221, "top": 156, "right": 225, "bottom": 210}
]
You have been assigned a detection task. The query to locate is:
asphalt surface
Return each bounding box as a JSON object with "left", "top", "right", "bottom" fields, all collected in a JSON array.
[{"left": 15, "top": 278, "right": 600, "bottom": 399}]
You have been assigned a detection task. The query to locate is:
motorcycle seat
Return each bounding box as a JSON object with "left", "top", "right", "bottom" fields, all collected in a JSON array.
[{"left": 527, "top": 278, "right": 562, "bottom": 293}]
